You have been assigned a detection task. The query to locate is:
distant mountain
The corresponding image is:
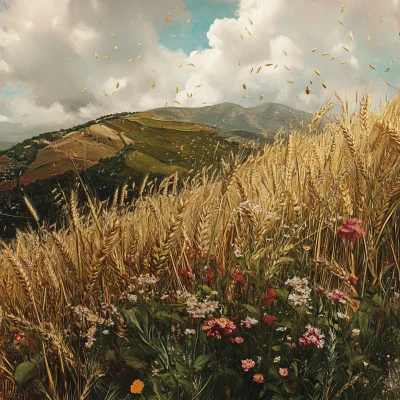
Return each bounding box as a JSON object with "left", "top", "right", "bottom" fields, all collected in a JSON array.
[
  {"left": 151, "top": 102, "right": 312, "bottom": 138},
  {"left": 0, "top": 141, "right": 17, "bottom": 149}
]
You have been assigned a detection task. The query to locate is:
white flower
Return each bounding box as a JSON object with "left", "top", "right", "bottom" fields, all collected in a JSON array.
[
  {"left": 286, "top": 336, "right": 292, "bottom": 341},
  {"left": 337, "top": 312, "right": 346, "bottom": 319},
  {"left": 352, "top": 329, "right": 360, "bottom": 336},
  {"left": 160, "top": 293, "right": 169, "bottom": 300},
  {"left": 128, "top": 294, "right": 137, "bottom": 302},
  {"left": 102, "top": 330, "right": 109, "bottom": 335},
  {"left": 276, "top": 327, "right": 287, "bottom": 332},
  {"left": 184, "top": 329, "right": 196, "bottom": 336},
  {"left": 241, "top": 317, "right": 259, "bottom": 328},
  {"left": 274, "top": 356, "right": 281, "bottom": 363},
  {"left": 363, "top": 361, "right": 368, "bottom": 367}
]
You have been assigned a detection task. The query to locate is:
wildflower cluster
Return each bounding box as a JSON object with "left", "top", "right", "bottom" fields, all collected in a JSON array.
[
  {"left": 202, "top": 317, "right": 236, "bottom": 339},
  {"left": 285, "top": 276, "right": 311, "bottom": 307}
]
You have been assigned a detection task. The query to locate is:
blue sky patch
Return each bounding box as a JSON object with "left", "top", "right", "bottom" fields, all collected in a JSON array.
[{"left": 158, "top": 0, "right": 238, "bottom": 54}]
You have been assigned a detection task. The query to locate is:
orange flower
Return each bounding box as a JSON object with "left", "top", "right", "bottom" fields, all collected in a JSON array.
[
  {"left": 253, "top": 373, "right": 264, "bottom": 383},
  {"left": 130, "top": 379, "right": 144, "bottom": 394}
]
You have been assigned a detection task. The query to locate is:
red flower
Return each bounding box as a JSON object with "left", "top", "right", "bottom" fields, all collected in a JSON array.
[
  {"left": 205, "top": 267, "right": 215, "bottom": 285},
  {"left": 13, "top": 329, "right": 24, "bottom": 344},
  {"left": 231, "top": 270, "right": 245, "bottom": 285},
  {"left": 265, "top": 288, "right": 277, "bottom": 306},
  {"left": 178, "top": 269, "right": 193, "bottom": 281},
  {"left": 263, "top": 314, "right": 278, "bottom": 325},
  {"left": 124, "top": 257, "right": 137, "bottom": 271},
  {"left": 121, "top": 273, "right": 129, "bottom": 281},
  {"left": 209, "top": 254, "right": 216, "bottom": 262},
  {"left": 187, "top": 248, "right": 202, "bottom": 261},
  {"left": 337, "top": 219, "right": 366, "bottom": 243},
  {"left": 346, "top": 274, "right": 358, "bottom": 287}
]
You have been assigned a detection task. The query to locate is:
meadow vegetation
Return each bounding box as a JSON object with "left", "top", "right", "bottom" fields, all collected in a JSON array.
[{"left": 1, "top": 92, "right": 400, "bottom": 399}]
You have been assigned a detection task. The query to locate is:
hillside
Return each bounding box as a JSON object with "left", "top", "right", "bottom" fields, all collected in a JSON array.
[
  {"left": 151, "top": 102, "right": 313, "bottom": 137},
  {"left": 0, "top": 111, "right": 243, "bottom": 238},
  {"left": 0, "top": 112, "right": 236, "bottom": 190}
]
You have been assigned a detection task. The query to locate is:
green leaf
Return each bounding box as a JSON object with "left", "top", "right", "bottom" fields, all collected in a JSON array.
[
  {"left": 193, "top": 354, "right": 213, "bottom": 372},
  {"left": 283, "top": 382, "right": 296, "bottom": 394},
  {"left": 268, "top": 366, "right": 282, "bottom": 380},
  {"left": 14, "top": 361, "right": 40, "bottom": 386},
  {"left": 265, "top": 383, "right": 282, "bottom": 395},
  {"left": 200, "top": 285, "right": 212, "bottom": 294},
  {"left": 126, "top": 358, "right": 147, "bottom": 370},
  {"left": 275, "top": 288, "right": 289, "bottom": 299},
  {"left": 271, "top": 345, "right": 281, "bottom": 351},
  {"left": 242, "top": 304, "right": 260, "bottom": 315},
  {"left": 372, "top": 293, "right": 383, "bottom": 306},
  {"left": 155, "top": 311, "right": 184, "bottom": 324},
  {"left": 291, "top": 361, "right": 298, "bottom": 378},
  {"left": 177, "top": 377, "right": 194, "bottom": 393},
  {"left": 104, "top": 349, "right": 117, "bottom": 362}
]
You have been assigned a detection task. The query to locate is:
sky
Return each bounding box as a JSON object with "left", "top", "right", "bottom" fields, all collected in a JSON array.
[{"left": 0, "top": 0, "right": 399, "bottom": 141}]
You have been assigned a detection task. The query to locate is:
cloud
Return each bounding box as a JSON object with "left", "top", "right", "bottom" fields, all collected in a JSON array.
[{"left": 0, "top": 0, "right": 399, "bottom": 140}]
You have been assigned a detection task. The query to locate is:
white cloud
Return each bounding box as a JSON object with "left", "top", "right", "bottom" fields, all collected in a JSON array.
[
  {"left": 0, "top": 114, "right": 10, "bottom": 122},
  {"left": 0, "top": 0, "right": 399, "bottom": 140}
]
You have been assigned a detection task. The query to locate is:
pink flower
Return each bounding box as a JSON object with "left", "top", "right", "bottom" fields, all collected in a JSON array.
[
  {"left": 303, "top": 325, "right": 325, "bottom": 349},
  {"left": 253, "top": 374, "right": 264, "bottom": 383},
  {"left": 337, "top": 219, "right": 366, "bottom": 243},
  {"left": 327, "top": 289, "right": 348, "bottom": 305},
  {"left": 202, "top": 317, "right": 236, "bottom": 339},
  {"left": 241, "top": 317, "right": 258, "bottom": 329},
  {"left": 230, "top": 337, "right": 244, "bottom": 343},
  {"left": 241, "top": 359, "right": 255, "bottom": 371},
  {"left": 298, "top": 337, "right": 310, "bottom": 348},
  {"left": 279, "top": 368, "right": 289, "bottom": 377}
]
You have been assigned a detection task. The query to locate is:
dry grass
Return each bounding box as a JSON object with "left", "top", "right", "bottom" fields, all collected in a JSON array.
[{"left": 1, "top": 93, "right": 400, "bottom": 398}]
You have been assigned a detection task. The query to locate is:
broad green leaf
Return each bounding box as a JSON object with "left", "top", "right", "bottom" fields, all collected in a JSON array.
[
  {"left": 193, "top": 354, "right": 213, "bottom": 372},
  {"left": 242, "top": 304, "right": 260, "bottom": 315},
  {"left": 265, "top": 383, "right": 281, "bottom": 395},
  {"left": 105, "top": 349, "right": 117, "bottom": 362},
  {"left": 275, "top": 288, "right": 289, "bottom": 299},
  {"left": 14, "top": 361, "right": 40, "bottom": 386},
  {"left": 126, "top": 358, "right": 147, "bottom": 370}
]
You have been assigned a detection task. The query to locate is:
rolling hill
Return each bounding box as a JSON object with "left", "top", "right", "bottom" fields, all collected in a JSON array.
[
  {"left": 0, "top": 102, "right": 311, "bottom": 239},
  {"left": 0, "top": 110, "right": 245, "bottom": 238},
  {"left": 151, "top": 102, "right": 313, "bottom": 138}
]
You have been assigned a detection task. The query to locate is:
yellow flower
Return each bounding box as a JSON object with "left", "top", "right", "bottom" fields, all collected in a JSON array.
[{"left": 130, "top": 379, "right": 144, "bottom": 394}]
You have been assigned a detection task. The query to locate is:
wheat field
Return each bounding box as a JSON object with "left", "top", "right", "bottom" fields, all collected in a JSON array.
[{"left": 1, "top": 92, "right": 400, "bottom": 399}]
